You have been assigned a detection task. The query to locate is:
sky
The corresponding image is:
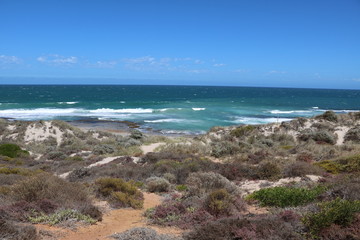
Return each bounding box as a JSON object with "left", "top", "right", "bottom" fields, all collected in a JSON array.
[{"left": 0, "top": 0, "right": 360, "bottom": 89}]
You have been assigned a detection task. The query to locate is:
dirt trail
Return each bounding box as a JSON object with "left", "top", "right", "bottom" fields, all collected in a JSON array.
[{"left": 37, "top": 192, "right": 181, "bottom": 240}]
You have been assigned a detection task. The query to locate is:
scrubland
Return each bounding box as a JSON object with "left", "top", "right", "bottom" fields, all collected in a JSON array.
[{"left": 1, "top": 111, "right": 360, "bottom": 239}]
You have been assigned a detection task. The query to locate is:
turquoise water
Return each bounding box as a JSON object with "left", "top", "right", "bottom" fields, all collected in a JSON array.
[{"left": 0, "top": 85, "right": 360, "bottom": 134}]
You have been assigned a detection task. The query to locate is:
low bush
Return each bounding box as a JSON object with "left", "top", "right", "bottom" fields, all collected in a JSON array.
[
  {"left": 247, "top": 186, "right": 325, "bottom": 207},
  {"left": 299, "top": 130, "right": 336, "bottom": 144},
  {"left": 184, "top": 215, "right": 302, "bottom": 240},
  {"left": 303, "top": 198, "right": 360, "bottom": 236},
  {"left": 321, "top": 175, "right": 360, "bottom": 201},
  {"left": 93, "top": 144, "right": 115, "bottom": 155},
  {"left": 211, "top": 141, "right": 241, "bottom": 157},
  {"left": 256, "top": 161, "right": 281, "bottom": 180},
  {"left": 111, "top": 227, "right": 182, "bottom": 240},
  {"left": 316, "top": 110, "right": 338, "bottom": 122},
  {"left": 0, "top": 167, "right": 42, "bottom": 176},
  {"left": 0, "top": 143, "right": 29, "bottom": 158},
  {"left": 283, "top": 161, "right": 324, "bottom": 177},
  {"left": 0, "top": 219, "right": 37, "bottom": 240},
  {"left": 146, "top": 177, "right": 171, "bottom": 193},
  {"left": 29, "top": 209, "right": 96, "bottom": 225},
  {"left": 145, "top": 198, "right": 187, "bottom": 226},
  {"left": 316, "top": 153, "right": 360, "bottom": 173},
  {"left": 230, "top": 125, "right": 256, "bottom": 138},
  {"left": 95, "top": 177, "right": 144, "bottom": 209},
  {"left": 344, "top": 127, "right": 360, "bottom": 143},
  {"left": 186, "top": 172, "right": 240, "bottom": 198}
]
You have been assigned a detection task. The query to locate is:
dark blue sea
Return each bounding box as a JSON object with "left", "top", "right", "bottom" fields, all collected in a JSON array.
[{"left": 0, "top": 85, "right": 360, "bottom": 134}]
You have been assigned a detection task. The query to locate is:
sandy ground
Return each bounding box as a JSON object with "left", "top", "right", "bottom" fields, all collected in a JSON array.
[
  {"left": 36, "top": 192, "right": 182, "bottom": 240},
  {"left": 141, "top": 142, "right": 165, "bottom": 154}
]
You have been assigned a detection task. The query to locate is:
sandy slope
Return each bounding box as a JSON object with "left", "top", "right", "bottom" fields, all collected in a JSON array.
[{"left": 37, "top": 192, "right": 182, "bottom": 240}]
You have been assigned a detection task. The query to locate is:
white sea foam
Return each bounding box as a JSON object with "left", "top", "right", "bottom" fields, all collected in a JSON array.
[
  {"left": 89, "top": 108, "right": 153, "bottom": 114},
  {"left": 269, "top": 110, "right": 312, "bottom": 114},
  {"left": 0, "top": 107, "right": 154, "bottom": 120},
  {"left": 57, "top": 102, "right": 78, "bottom": 105},
  {"left": 144, "top": 119, "right": 185, "bottom": 123},
  {"left": 192, "top": 108, "right": 206, "bottom": 111},
  {"left": 231, "top": 117, "right": 293, "bottom": 125}
]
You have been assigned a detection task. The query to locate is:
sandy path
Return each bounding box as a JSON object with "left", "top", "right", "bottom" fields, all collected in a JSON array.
[
  {"left": 37, "top": 192, "right": 182, "bottom": 240},
  {"left": 141, "top": 142, "right": 165, "bottom": 155}
]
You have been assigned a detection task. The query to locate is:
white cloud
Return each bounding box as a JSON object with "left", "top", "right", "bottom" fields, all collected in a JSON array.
[
  {"left": 213, "top": 63, "right": 225, "bottom": 67},
  {"left": 37, "top": 54, "right": 78, "bottom": 65},
  {"left": 0, "top": 55, "right": 22, "bottom": 64},
  {"left": 93, "top": 61, "right": 117, "bottom": 68},
  {"left": 268, "top": 70, "right": 287, "bottom": 74}
]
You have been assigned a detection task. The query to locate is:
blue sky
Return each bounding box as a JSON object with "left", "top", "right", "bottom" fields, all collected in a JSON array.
[{"left": 0, "top": 0, "right": 359, "bottom": 89}]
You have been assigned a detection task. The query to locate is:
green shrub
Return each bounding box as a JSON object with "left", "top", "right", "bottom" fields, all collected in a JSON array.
[
  {"left": 247, "top": 186, "right": 325, "bottom": 207},
  {"left": 316, "top": 154, "right": 360, "bottom": 174},
  {"left": 316, "top": 111, "right": 338, "bottom": 122},
  {"left": 65, "top": 156, "right": 84, "bottom": 161},
  {"left": 303, "top": 198, "right": 360, "bottom": 235},
  {"left": 0, "top": 143, "right": 29, "bottom": 158},
  {"left": 0, "top": 167, "right": 41, "bottom": 176},
  {"left": 95, "top": 177, "right": 144, "bottom": 209},
  {"left": 29, "top": 209, "right": 96, "bottom": 225},
  {"left": 146, "top": 177, "right": 171, "bottom": 193},
  {"left": 344, "top": 127, "right": 360, "bottom": 143},
  {"left": 299, "top": 130, "right": 336, "bottom": 144},
  {"left": 93, "top": 144, "right": 115, "bottom": 155},
  {"left": 230, "top": 125, "right": 255, "bottom": 138},
  {"left": 256, "top": 161, "right": 281, "bottom": 180},
  {"left": 176, "top": 185, "right": 187, "bottom": 192},
  {"left": 204, "top": 189, "right": 232, "bottom": 216}
]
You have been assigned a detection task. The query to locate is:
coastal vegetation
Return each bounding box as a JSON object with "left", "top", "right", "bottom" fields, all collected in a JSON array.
[{"left": 1, "top": 111, "right": 360, "bottom": 239}]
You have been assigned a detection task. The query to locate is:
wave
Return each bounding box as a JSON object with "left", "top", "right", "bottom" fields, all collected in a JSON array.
[
  {"left": 192, "top": 108, "right": 206, "bottom": 111},
  {"left": 57, "top": 102, "right": 78, "bottom": 105},
  {"left": 269, "top": 108, "right": 360, "bottom": 115},
  {"left": 269, "top": 110, "right": 313, "bottom": 114},
  {"left": 144, "top": 118, "right": 185, "bottom": 123},
  {"left": 231, "top": 117, "right": 293, "bottom": 125},
  {"left": 89, "top": 108, "right": 153, "bottom": 114},
  {"left": 0, "top": 107, "right": 154, "bottom": 120}
]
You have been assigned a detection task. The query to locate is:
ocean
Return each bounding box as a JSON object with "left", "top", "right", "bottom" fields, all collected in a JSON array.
[{"left": 0, "top": 85, "right": 360, "bottom": 135}]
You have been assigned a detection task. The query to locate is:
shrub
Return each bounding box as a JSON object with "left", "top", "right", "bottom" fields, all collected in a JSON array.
[
  {"left": 184, "top": 216, "right": 302, "bottom": 240},
  {"left": 10, "top": 173, "right": 93, "bottom": 210},
  {"left": 93, "top": 144, "right": 115, "bottom": 155},
  {"left": 204, "top": 189, "right": 232, "bottom": 217},
  {"left": 146, "top": 199, "right": 187, "bottom": 226},
  {"left": 0, "top": 219, "right": 37, "bottom": 240},
  {"left": 29, "top": 209, "right": 96, "bottom": 225},
  {"left": 0, "top": 143, "right": 29, "bottom": 158},
  {"left": 146, "top": 177, "right": 171, "bottom": 193},
  {"left": 316, "top": 154, "right": 360, "bottom": 174},
  {"left": 211, "top": 141, "right": 241, "bottom": 157},
  {"left": 95, "top": 177, "right": 144, "bottom": 209},
  {"left": 129, "top": 130, "right": 144, "bottom": 140},
  {"left": 345, "top": 127, "right": 360, "bottom": 143},
  {"left": 322, "top": 176, "right": 360, "bottom": 201},
  {"left": 303, "top": 198, "right": 360, "bottom": 235},
  {"left": 316, "top": 111, "right": 338, "bottom": 122},
  {"left": 111, "top": 227, "right": 182, "bottom": 240},
  {"left": 283, "top": 161, "right": 324, "bottom": 177},
  {"left": 230, "top": 125, "right": 255, "bottom": 138},
  {"left": 256, "top": 161, "right": 281, "bottom": 180},
  {"left": 186, "top": 172, "right": 240, "bottom": 198},
  {"left": 47, "top": 151, "right": 66, "bottom": 160},
  {"left": 0, "top": 167, "right": 41, "bottom": 176},
  {"left": 176, "top": 185, "right": 187, "bottom": 192},
  {"left": 299, "top": 130, "right": 336, "bottom": 144},
  {"left": 247, "top": 186, "right": 325, "bottom": 207}
]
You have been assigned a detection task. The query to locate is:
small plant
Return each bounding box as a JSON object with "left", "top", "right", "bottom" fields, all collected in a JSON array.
[
  {"left": 176, "top": 185, "right": 187, "bottom": 192},
  {"left": 247, "top": 186, "right": 325, "bottom": 207},
  {"left": 146, "top": 177, "right": 171, "bottom": 193},
  {"left": 316, "top": 153, "right": 360, "bottom": 174},
  {"left": 230, "top": 125, "right": 255, "bottom": 138},
  {"left": 29, "top": 209, "right": 96, "bottom": 225},
  {"left": 204, "top": 189, "right": 232, "bottom": 216},
  {"left": 303, "top": 198, "right": 360, "bottom": 235},
  {"left": 95, "top": 177, "right": 144, "bottom": 209},
  {"left": 0, "top": 143, "right": 29, "bottom": 158},
  {"left": 111, "top": 227, "right": 182, "bottom": 240},
  {"left": 316, "top": 111, "right": 338, "bottom": 122}
]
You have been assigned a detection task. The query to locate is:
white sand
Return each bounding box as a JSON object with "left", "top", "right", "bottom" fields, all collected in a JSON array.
[
  {"left": 238, "top": 175, "right": 322, "bottom": 196},
  {"left": 24, "top": 121, "right": 65, "bottom": 146},
  {"left": 335, "top": 126, "right": 349, "bottom": 145},
  {"left": 141, "top": 142, "right": 165, "bottom": 154}
]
